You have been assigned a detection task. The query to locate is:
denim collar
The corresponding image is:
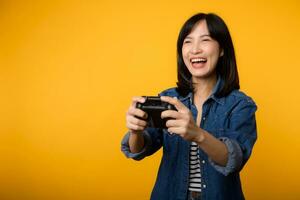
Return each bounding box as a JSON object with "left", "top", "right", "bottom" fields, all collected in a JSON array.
[
  {"left": 178, "top": 77, "right": 225, "bottom": 105},
  {"left": 209, "top": 77, "right": 225, "bottom": 105}
]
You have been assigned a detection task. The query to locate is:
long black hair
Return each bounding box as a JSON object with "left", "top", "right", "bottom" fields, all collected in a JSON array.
[{"left": 176, "top": 13, "right": 239, "bottom": 97}]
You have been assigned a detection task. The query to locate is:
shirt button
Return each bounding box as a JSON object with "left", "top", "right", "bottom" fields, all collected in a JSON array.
[
  {"left": 203, "top": 117, "right": 206, "bottom": 121},
  {"left": 203, "top": 184, "right": 206, "bottom": 188},
  {"left": 202, "top": 160, "right": 206, "bottom": 164}
]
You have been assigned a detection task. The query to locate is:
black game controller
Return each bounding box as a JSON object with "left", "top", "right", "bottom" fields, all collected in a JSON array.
[{"left": 136, "top": 96, "right": 177, "bottom": 129}]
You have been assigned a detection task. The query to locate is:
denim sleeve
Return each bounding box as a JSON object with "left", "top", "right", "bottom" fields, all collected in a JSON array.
[
  {"left": 208, "top": 137, "right": 243, "bottom": 176},
  {"left": 121, "top": 128, "right": 163, "bottom": 161},
  {"left": 209, "top": 99, "right": 257, "bottom": 176}
]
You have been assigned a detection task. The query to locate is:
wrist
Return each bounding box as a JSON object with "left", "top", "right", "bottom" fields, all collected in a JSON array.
[
  {"left": 195, "top": 128, "right": 205, "bottom": 144},
  {"left": 130, "top": 130, "right": 143, "bottom": 135}
]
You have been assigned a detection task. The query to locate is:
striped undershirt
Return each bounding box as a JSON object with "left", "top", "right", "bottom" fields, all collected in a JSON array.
[{"left": 188, "top": 141, "right": 202, "bottom": 192}]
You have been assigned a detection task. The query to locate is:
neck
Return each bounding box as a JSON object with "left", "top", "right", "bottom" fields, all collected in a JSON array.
[{"left": 192, "top": 74, "right": 217, "bottom": 104}]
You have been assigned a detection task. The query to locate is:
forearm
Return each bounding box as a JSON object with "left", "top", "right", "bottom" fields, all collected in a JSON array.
[
  {"left": 128, "top": 131, "right": 145, "bottom": 153},
  {"left": 195, "top": 128, "right": 228, "bottom": 166}
]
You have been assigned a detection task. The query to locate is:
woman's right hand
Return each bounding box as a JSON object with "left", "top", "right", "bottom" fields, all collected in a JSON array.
[{"left": 126, "top": 96, "right": 148, "bottom": 134}]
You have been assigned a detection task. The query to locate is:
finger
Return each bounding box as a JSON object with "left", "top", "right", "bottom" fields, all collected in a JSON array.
[
  {"left": 167, "top": 127, "right": 184, "bottom": 135},
  {"left": 127, "top": 115, "right": 147, "bottom": 127},
  {"left": 161, "top": 110, "right": 181, "bottom": 119},
  {"left": 165, "top": 119, "right": 179, "bottom": 128},
  {"left": 127, "top": 122, "right": 145, "bottom": 131},
  {"left": 160, "top": 96, "right": 188, "bottom": 112},
  {"left": 131, "top": 96, "right": 146, "bottom": 106},
  {"left": 127, "top": 107, "right": 148, "bottom": 119},
  {"left": 165, "top": 119, "right": 186, "bottom": 128}
]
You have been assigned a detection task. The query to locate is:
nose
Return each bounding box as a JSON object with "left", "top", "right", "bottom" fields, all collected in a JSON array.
[{"left": 191, "top": 41, "right": 202, "bottom": 54}]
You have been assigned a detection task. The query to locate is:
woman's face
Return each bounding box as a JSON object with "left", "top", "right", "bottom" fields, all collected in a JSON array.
[{"left": 182, "top": 20, "right": 223, "bottom": 82}]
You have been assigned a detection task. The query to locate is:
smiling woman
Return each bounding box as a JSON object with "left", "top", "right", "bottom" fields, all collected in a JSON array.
[
  {"left": 182, "top": 21, "right": 223, "bottom": 80},
  {"left": 177, "top": 13, "right": 238, "bottom": 98},
  {"left": 121, "top": 13, "right": 257, "bottom": 200}
]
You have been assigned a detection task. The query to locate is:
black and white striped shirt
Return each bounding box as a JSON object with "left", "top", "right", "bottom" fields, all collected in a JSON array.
[{"left": 188, "top": 142, "right": 202, "bottom": 192}]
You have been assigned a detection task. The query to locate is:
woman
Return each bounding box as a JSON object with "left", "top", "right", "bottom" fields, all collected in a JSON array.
[{"left": 121, "top": 13, "right": 257, "bottom": 200}]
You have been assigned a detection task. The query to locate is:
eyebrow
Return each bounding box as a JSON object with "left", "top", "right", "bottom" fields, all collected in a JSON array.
[{"left": 185, "top": 34, "right": 211, "bottom": 39}]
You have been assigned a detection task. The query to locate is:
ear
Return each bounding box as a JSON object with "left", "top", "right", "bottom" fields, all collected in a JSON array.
[{"left": 220, "top": 49, "right": 224, "bottom": 57}]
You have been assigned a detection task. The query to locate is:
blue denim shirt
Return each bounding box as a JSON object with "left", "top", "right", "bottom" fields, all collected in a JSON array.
[{"left": 121, "top": 78, "right": 257, "bottom": 200}]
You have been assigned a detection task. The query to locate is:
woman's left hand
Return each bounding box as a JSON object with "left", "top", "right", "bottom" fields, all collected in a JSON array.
[{"left": 160, "top": 96, "right": 204, "bottom": 142}]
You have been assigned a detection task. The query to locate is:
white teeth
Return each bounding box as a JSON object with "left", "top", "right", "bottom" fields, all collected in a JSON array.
[{"left": 191, "top": 58, "right": 206, "bottom": 63}]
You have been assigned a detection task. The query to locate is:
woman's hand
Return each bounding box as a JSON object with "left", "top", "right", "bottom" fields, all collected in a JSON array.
[
  {"left": 160, "top": 96, "right": 204, "bottom": 142},
  {"left": 126, "top": 96, "right": 148, "bottom": 135}
]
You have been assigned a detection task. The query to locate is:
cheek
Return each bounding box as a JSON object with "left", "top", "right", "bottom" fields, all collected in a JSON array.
[
  {"left": 208, "top": 55, "right": 220, "bottom": 69},
  {"left": 182, "top": 48, "right": 189, "bottom": 63},
  {"left": 207, "top": 46, "right": 221, "bottom": 63},
  {"left": 211, "top": 44, "right": 222, "bottom": 57},
  {"left": 181, "top": 46, "right": 188, "bottom": 57}
]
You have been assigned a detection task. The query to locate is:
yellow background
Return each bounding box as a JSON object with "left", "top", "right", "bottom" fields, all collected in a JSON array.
[{"left": 1, "top": 0, "right": 300, "bottom": 199}]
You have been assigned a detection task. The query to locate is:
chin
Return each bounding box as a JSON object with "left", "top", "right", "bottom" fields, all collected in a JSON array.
[{"left": 191, "top": 71, "right": 216, "bottom": 80}]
